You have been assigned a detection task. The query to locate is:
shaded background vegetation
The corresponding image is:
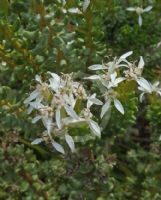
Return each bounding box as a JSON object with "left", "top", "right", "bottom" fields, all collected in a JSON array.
[{"left": 0, "top": 0, "right": 161, "bottom": 199}]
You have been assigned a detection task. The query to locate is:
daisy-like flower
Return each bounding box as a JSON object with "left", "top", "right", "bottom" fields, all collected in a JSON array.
[
  {"left": 87, "top": 51, "right": 133, "bottom": 73},
  {"left": 124, "top": 56, "right": 144, "bottom": 81},
  {"left": 31, "top": 106, "right": 54, "bottom": 135},
  {"left": 101, "top": 89, "right": 124, "bottom": 118},
  {"left": 106, "top": 71, "right": 125, "bottom": 89},
  {"left": 81, "top": 107, "right": 101, "bottom": 137},
  {"left": 126, "top": 5, "right": 152, "bottom": 26},
  {"left": 24, "top": 75, "right": 50, "bottom": 105},
  {"left": 137, "top": 78, "right": 161, "bottom": 102}
]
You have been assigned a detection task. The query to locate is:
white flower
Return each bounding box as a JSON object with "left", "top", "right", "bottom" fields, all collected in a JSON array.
[
  {"left": 24, "top": 75, "right": 49, "bottom": 105},
  {"left": 81, "top": 107, "right": 101, "bottom": 138},
  {"left": 88, "top": 51, "right": 133, "bottom": 73},
  {"left": 101, "top": 89, "right": 124, "bottom": 118},
  {"left": 107, "top": 71, "right": 125, "bottom": 89},
  {"left": 32, "top": 106, "right": 54, "bottom": 135},
  {"left": 137, "top": 78, "right": 161, "bottom": 102},
  {"left": 124, "top": 56, "right": 144, "bottom": 80},
  {"left": 87, "top": 93, "right": 103, "bottom": 108},
  {"left": 126, "top": 6, "right": 152, "bottom": 26}
]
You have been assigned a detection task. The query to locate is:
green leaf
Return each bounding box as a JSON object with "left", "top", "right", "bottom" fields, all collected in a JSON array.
[{"left": 0, "top": 0, "right": 9, "bottom": 15}]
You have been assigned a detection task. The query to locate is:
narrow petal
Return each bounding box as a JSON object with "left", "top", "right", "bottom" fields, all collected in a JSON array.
[
  {"left": 139, "top": 92, "right": 145, "bottom": 102},
  {"left": 52, "top": 140, "right": 65, "bottom": 154},
  {"left": 31, "top": 138, "right": 43, "bottom": 145},
  {"left": 115, "top": 77, "right": 125, "bottom": 85},
  {"left": 64, "top": 105, "right": 80, "bottom": 120},
  {"left": 138, "top": 56, "right": 144, "bottom": 69},
  {"left": 83, "top": 0, "right": 90, "bottom": 12},
  {"left": 68, "top": 8, "right": 82, "bottom": 14},
  {"left": 137, "top": 78, "right": 152, "bottom": 92},
  {"left": 88, "top": 64, "right": 107, "bottom": 70},
  {"left": 126, "top": 7, "right": 136, "bottom": 11},
  {"left": 32, "top": 115, "right": 42, "bottom": 123},
  {"left": 118, "top": 51, "right": 133, "bottom": 63},
  {"left": 42, "top": 117, "right": 52, "bottom": 134},
  {"left": 84, "top": 75, "right": 100, "bottom": 80},
  {"left": 35, "top": 75, "right": 42, "bottom": 83},
  {"left": 88, "top": 120, "right": 101, "bottom": 137},
  {"left": 65, "top": 134, "right": 75, "bottom": 152},
  {"left": 110, "top": 71, "right": 117, "bottom": 83},
  {"left": 138, "top": 15, "right": 142, "bottom": 26},
  {"left": 24, "top": 90, "right": 39, "bottom": 104},
  {"left": 87, "top": 94, "right": 103, "bottom": 108},
  {"left": 48, "top": 72, "right": 60, "bottom": 83},
  {"left": 101, "top": 100, "right": 111, "bottom": 118},
  {"left": 69, "top": 93, "right": 76, "bottom": 108},
  {"left": 143, "top": 6, "right": 152, "bottom": 12},
  {"left": 114, "top": 99, "right": 124, "bottom": 114},
  {"left": 56, "top": 109, "right": 62, "bottom": 129}
]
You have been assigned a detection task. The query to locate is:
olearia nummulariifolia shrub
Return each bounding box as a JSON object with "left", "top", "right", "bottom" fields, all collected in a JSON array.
[{"left": 1, "top": 0, "right": 161, "bottom": 199}]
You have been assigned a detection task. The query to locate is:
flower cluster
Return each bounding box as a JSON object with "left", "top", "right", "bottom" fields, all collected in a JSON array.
[
  {"left": 24, "top": 72, "right": 102, "bottom": 154},
  {"left": 86, "top": 51, "right": 161, "bottom": 118},
  {"left": 25, "top": 52, "right": 161, "bottom": 154}
]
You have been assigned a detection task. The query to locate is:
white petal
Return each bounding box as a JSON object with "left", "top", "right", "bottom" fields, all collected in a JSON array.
[
  {"left": 126, "top": 7, "right": 136, "bottom": 11},
  {"left": 101, "top": 100, "right": 111, "bottom": 118},
  {"left": 68, "top": 8, "right": 82, "bottom": 14},
  {"left": 138, "top": 56, "right": 144, "bottom": 69},
  {"left": 62, "top": 0, "right": 66, "bottom": 5},
  {"left": 89, "top": 98, "right": 103, "bottom": 105},
  {"left": 69, "top": 93, "right": 76, "bottom": 108},
  {"left": 27, "top": 106, "right": 34, "bottom": 114},
  {"left": 143, "top": 6, "right": 152, "bottom": 12},
  {"left": 87, "top": 94, "right": 103, "bottom": 108},
  {"left": 64, "top": 105, "right": 79, "bottom": 120},
  {"left": 158, "top": 91, "right": 161, "bottom": 96},
  {"left": 110, "top": 71, "right": 117, "bottom": 83},
  {"left": 56, "top": 109, "right": 62, "bottom": 129},
  {"left": 65, "top": 134, "right": 75, "bottom": 152},
  {"left": 138, "top": 15, "right": 142, "bottom": 26},
  {"left": 118, "top": 51, "right": 133, "bottom": 63},
  {"left": 88, "top": 120, "right": 101, "bottom": 137},
  {"left": 137, "top": 78, "right": 152, "bottom": 92},
  {"left": 49, "top": 78, "right": 60, "bottom": 92},
  {"left": 24, "top": 90, "right": 39, "bottom": 104},
  {"left": 88, "top": 64, "right": 107, "bottom": 70},
  {"left": 114, "top": 77, "right": 125, "bottom": 85},
  {"left": 48, "top": 72, "right": 60, "bottom": 84},
  {"left": 139, "top": 92, "right": 145, "bottom": 102},
  {"left": 32, "top": 115, "right": 42, "bottom": 123},
  {"left": 42, "top": 117, "right": 52, "bottom": 134},
  {"left": 29, "top": 101, "right": 44, "bottom": 109},
  {"left": 83, "top": 0, "right": 90, "bottom": 12},
  {"left": 84, "top": 75, "right": 100, "bottom": 80},
  {"left": 31, "top": 138, "right": 43, "bottom": 145},
  {"left": 35, "top": 75, "right": 42, "bottom": 83},
  {"left": 114, "top": 99, "right": 124, "bottom": 114},
  {"left": 51, "top": 140, "right": 65, "bottom": 154},
  {"left": 153, "top": 81, "right": 160, "bottom": 87}
]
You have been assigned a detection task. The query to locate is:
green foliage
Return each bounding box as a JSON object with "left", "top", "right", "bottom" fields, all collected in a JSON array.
[{"left": 0, "top": 0, "right": 161, "bottom": 199}]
